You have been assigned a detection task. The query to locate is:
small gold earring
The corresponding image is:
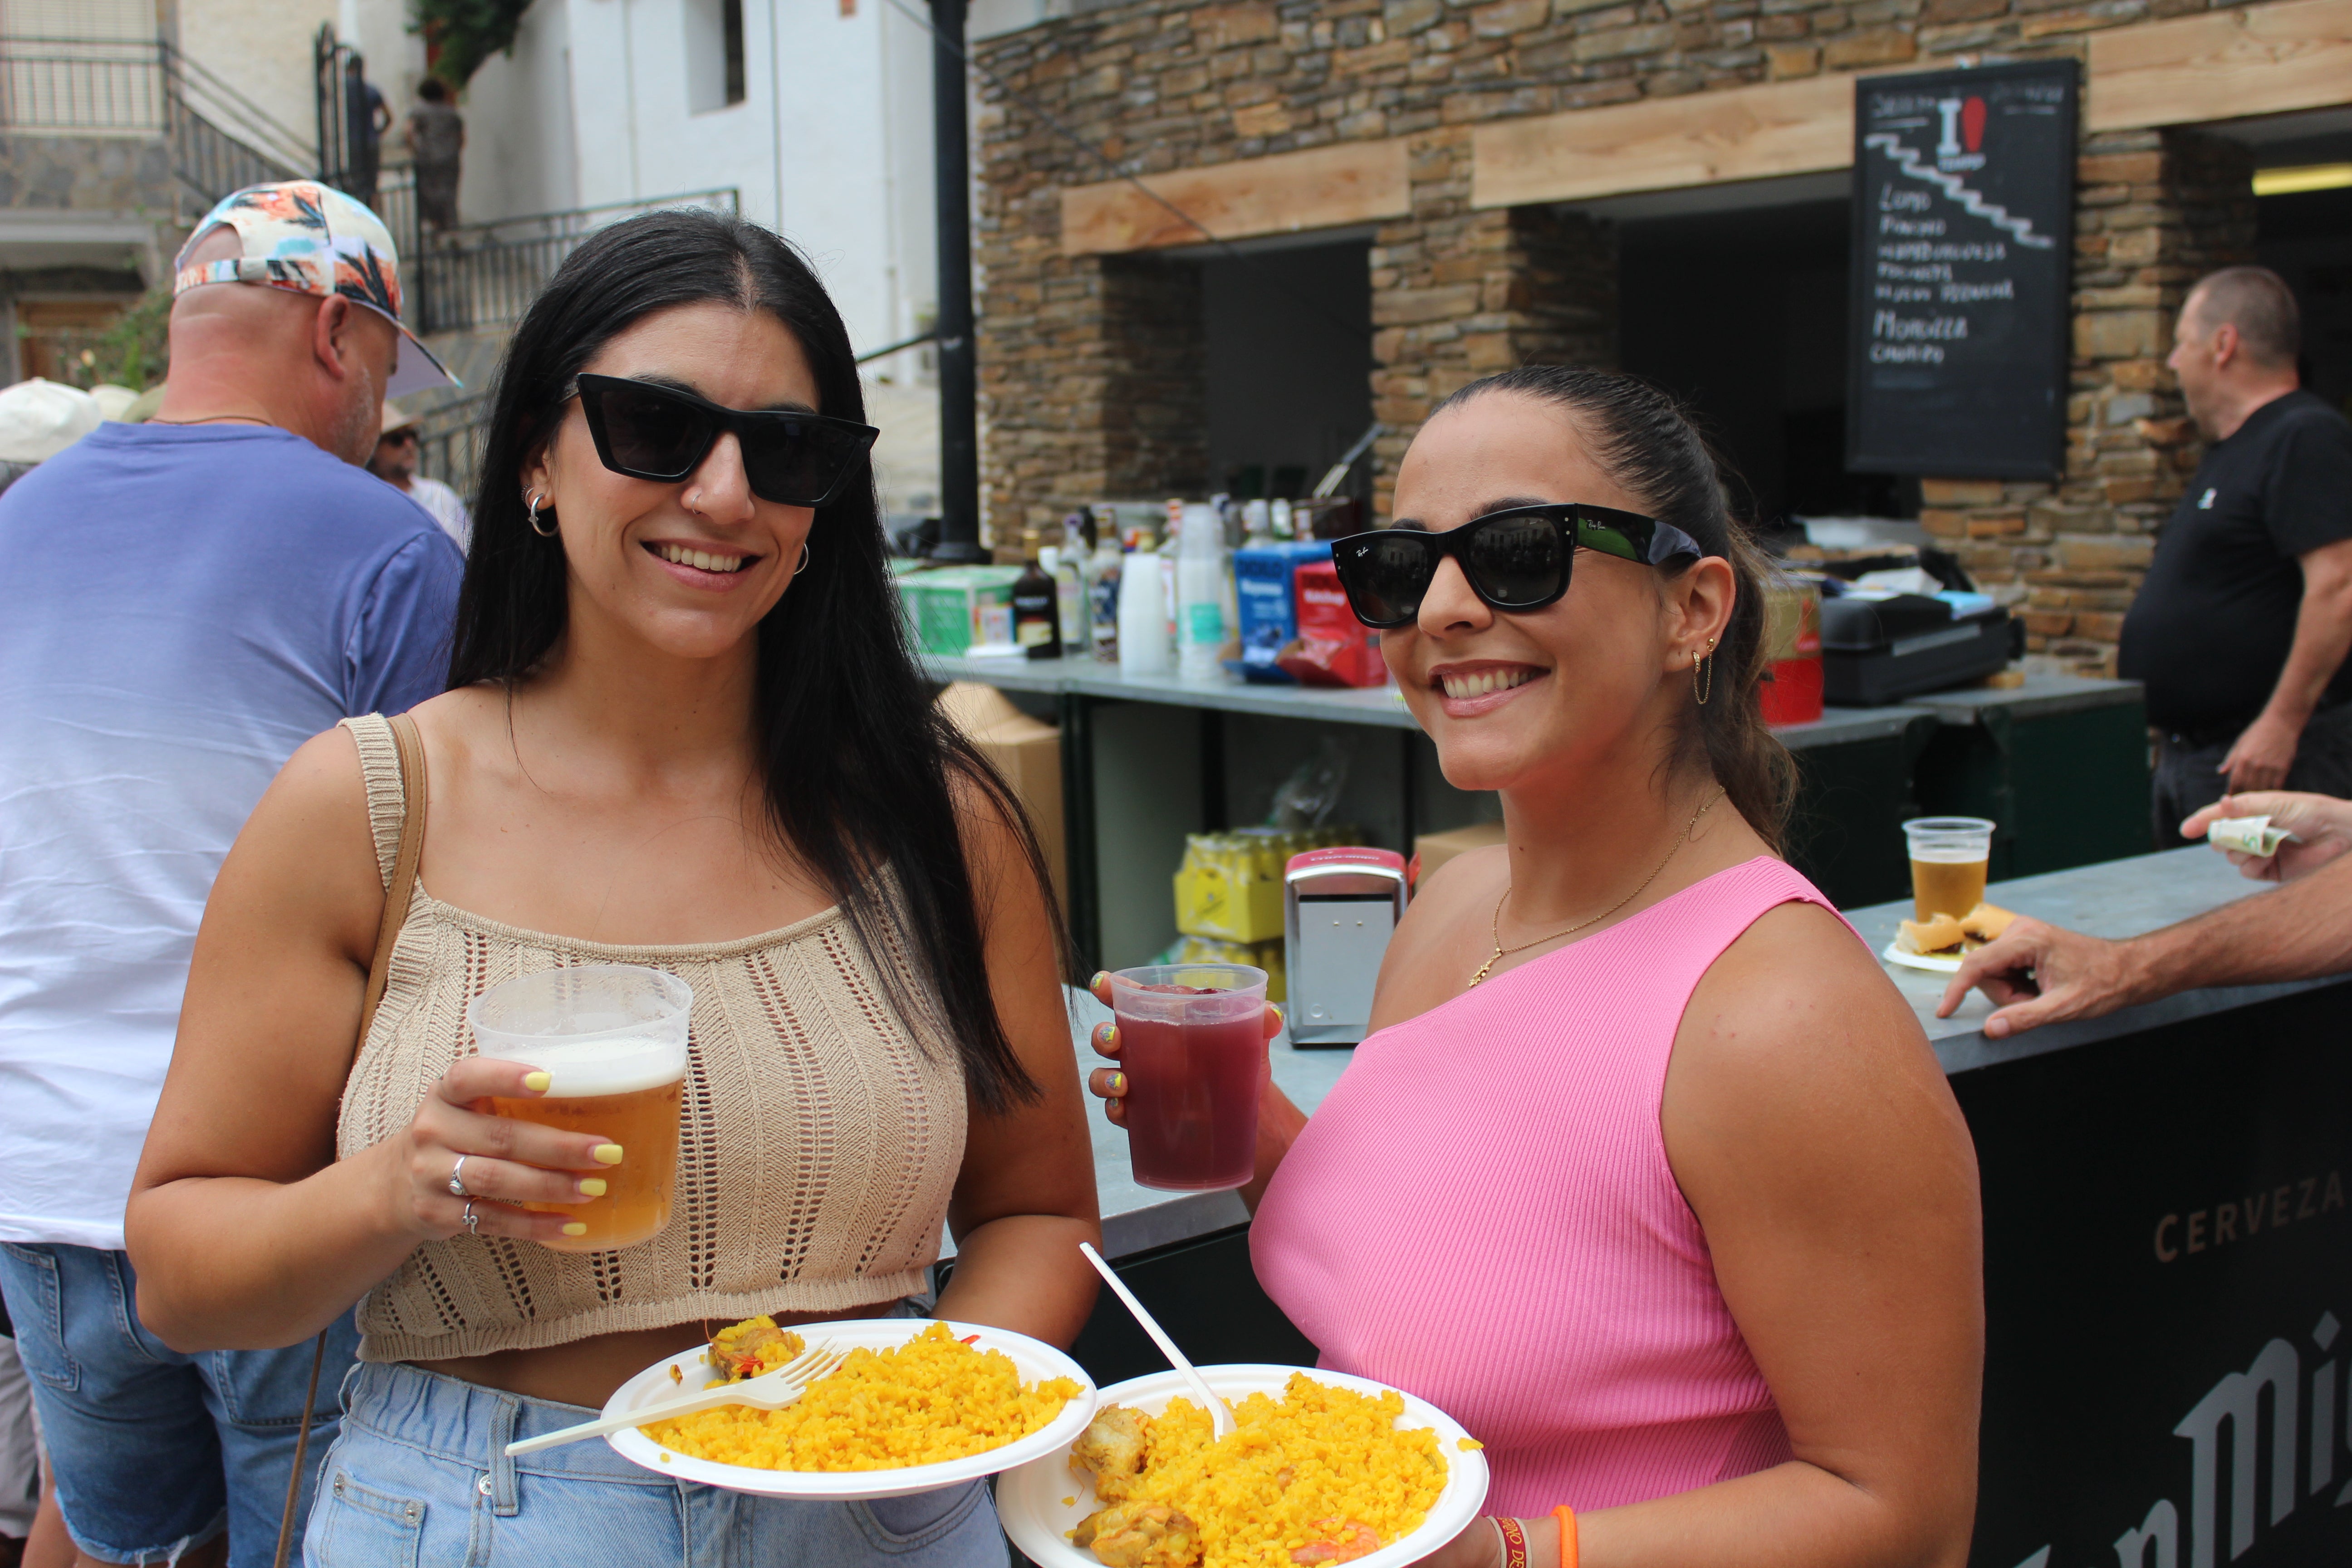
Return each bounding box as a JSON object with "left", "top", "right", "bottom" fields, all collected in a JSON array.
[{"left": 1693, "top": 636, "right": 1717, "bottom": 706}]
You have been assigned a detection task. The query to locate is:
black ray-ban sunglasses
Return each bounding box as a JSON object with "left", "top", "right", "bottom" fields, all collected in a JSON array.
[
  {"left": 570, "top": 373, "right": 880, "bottom": 508},
  {"left": 1330, "top": 503, "right": 1706, "bottom": 629}
]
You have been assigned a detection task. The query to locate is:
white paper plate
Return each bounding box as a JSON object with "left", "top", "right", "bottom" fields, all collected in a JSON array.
[
  {"left": 602, "top": 1318, "right": 1098, "bottom": 1500},
  {"left": 1882, "top": 939, "right": 1964, "bottom": 974},
  {"left": 997, "top": 1364, "right": 1489, "bottom": 1568}
]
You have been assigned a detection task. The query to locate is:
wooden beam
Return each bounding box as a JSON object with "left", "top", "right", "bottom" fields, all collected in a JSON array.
[
  {"left": 1472, "top": 74, "right": 1857, "bottom": 210},
  {"left": 2087, "top": 0, "right": 2352, "bottom": 131},
  {"left": 1058, "top": 139, "right": 1411, "bottom": 257}
]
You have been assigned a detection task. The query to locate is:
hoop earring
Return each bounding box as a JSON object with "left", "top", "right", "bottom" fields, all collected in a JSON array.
[
  {"left": 1693, "top": 636, "right": 1717, "bottom": 706},
  {"left": 798, "top": 541, "right": 811, "bottom": 574},
  {"left": 526, "top": 492, "right": 557, "bottom": 538}
]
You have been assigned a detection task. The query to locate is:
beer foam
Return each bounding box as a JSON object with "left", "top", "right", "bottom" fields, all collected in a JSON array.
[
  {"left": 507, "top": 1036, "right": 686, "bottom": 1097},
  {"left": 1908, "top": 846, "right": 1988, "bottom": 863}
]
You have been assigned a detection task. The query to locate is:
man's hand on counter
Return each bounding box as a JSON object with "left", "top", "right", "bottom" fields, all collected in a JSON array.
[
  {"left": 1939, "top": 823, "right": 2352, "bottom": 1036},
  {"left": 2180, "top": 790, "right": 2352, "bottom": 883},
  {"left": 1936, "top": 918, "right": 2158, "bottom": 1039}
]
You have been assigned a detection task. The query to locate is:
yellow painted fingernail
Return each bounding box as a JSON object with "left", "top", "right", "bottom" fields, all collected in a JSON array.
[
  {"left": 523, "top": 1071, "right": 551, "bottom": 1092},
  {"left": 1269, "top": 1004, "right": 1284, "bottom": 1029},
  {"left": 593, "top": 1144, "right": 624, "bottom": 1165},
  {"left": 561, "top": 1222, "right": 588, "bottom": 1237},
  {"left": 578, "top": 1177, "right": 608, "bottom": 1198},
  {"left": 1108, "top": 1072, "right": 1127, "bottom": 1096}
]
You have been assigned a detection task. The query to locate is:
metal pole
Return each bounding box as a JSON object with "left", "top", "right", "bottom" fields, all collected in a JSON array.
[{"left": 928, "top": 0, "right": 985, "bottom": 563}]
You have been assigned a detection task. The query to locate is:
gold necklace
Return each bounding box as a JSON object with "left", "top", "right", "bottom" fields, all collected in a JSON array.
[{"left": 1466, "top": 786, "right": 1725, "bottom": 987}]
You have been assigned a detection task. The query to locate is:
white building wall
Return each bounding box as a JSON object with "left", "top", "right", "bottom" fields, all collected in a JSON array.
[
  {"left": 453, "top": 0, "right": 935, "bottom": 364},
  {"left": 455, "top": 0, "right": 580, "bottom": 222},
  {"left": 174, "top": 0, "right": 336, "bottom": 162}
]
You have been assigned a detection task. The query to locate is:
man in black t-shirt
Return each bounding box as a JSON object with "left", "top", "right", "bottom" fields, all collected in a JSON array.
[{"left": 2117, "top": 266, "right": 2352, "bottom": 847}]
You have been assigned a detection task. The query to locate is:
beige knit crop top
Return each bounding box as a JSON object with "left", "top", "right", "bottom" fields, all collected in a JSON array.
[{"left": 334, "top": 715, "right": 968, "bottom": 1364}]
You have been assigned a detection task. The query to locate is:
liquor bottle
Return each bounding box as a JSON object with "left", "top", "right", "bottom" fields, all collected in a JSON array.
[{"left": 1012, "top": 555, "right": 1061, "bottom": 661}]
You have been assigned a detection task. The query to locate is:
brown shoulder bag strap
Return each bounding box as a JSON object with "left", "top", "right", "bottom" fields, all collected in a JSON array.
[{"left": 273, "top": 710, "right": 429, "bottom": 1568}]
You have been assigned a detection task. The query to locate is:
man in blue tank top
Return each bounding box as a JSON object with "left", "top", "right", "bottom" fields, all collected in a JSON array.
[{"left": 0, "top": 183, "right": 461, "bottom": 1568}]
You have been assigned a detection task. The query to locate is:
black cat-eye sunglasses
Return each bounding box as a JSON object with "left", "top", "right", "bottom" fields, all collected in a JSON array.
[{"left": 568, "top": 373, "right": 879, "bottom": 509}]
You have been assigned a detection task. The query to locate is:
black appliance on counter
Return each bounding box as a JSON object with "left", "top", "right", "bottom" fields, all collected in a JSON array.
[{"left": 1819, "top": 591, "right": 2019, "bottom": 705}]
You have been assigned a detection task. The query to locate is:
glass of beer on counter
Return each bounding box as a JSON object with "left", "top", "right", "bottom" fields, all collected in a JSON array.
[
  {"left": 1109, "top": 963, "right": 1269, "bottom": 1192},
  {"left": 467, "top": 964, "right": 692, "bottom": 1253},
  {"left": 1902, "top": 817, "right": 1996, "bottom": 923}
]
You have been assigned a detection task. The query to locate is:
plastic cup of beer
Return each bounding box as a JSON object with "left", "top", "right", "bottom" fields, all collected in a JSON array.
[
  {"left": 467, "top": 964, "right": 692, "bottom": 1254},
  {"left": 1902, "top": 817, "right": 1996, "bottom": 923},
  {"left": 1109, "top": 963, "right": 1268, "bottom": 1193}
]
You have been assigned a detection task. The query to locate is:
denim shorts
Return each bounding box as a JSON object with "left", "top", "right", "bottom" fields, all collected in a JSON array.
[
  {"left": 304, "top": 1359, "right": 1009, "bottom": 1567},
  {"left": 0, "top": 1241, "right": 356, "bottom": 1567}
]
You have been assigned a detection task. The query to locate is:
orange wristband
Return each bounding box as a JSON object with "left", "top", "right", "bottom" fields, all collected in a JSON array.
[{"left": 1553, "top": 1505, "right": 1578, "bottom": 1568}]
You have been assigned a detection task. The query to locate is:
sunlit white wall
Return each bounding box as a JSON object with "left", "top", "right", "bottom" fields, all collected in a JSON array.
[{"left": 457, "top": 0, "right": 936, "bottom": 372}]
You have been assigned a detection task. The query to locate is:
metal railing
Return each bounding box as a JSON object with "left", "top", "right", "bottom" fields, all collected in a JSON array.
[
  {"left": 412, "top": 189, "right": 740, "bottom": 336},
  {"left": 0, "top": 38, "right": 310, "bottom": 206},
  {"left": 415, "top": 390, "right": 491, "bottom": 500},
  {"left": 0, "top": 37, "right": 164, "bottom": 132}
]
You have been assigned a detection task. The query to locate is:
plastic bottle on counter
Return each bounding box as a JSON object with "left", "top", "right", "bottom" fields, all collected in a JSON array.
[
  {"left": 1043, "top": 544, "right": 1087, "bottom": 656},
  {"left": 1176, "top": 502, "right": 1228, "bottom": 680},
  {"left": 1271, "top": 498, "right": 1295, "bottom": 541},
  {"left": 1243, "top": 499, "right": 1272, "bottom": 545},
  {"left": 1118, "top": 545, "right": 1172, "bottom": 676},
  {"left": 1088, "top": 534, "right": 1123, "bottom": 661}
]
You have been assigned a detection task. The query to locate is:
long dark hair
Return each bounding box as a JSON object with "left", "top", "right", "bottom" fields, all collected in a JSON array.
[
  {"left": 449, "top": 208, "right": 1053, "bottom": 1110},
  {"left": 1433, "top": 366, "right": 1797, "bottom": 850}
]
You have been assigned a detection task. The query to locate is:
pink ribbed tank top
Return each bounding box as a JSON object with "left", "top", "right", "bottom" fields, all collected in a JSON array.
[{"left": 1252, "top": 857, "right": 1850, "bottom": 1514}]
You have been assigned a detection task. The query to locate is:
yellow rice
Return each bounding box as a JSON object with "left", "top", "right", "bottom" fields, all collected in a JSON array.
[
  {"left": 642, "top": 1321, "right": 1083, "bottom": 1471},
  {"left": 1079, "top": 1374, "right": 1449, "bottom": 1568}
]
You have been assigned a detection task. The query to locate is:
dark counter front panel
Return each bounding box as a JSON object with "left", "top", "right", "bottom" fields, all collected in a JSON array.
[{"left": 1958, "top": 980, "right": 2352, "bottom": 1568}]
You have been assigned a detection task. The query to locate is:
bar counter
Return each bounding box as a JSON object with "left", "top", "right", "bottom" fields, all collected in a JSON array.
[{"left": 1053, "top": 844, "right": 2352, "bottom": 1568}]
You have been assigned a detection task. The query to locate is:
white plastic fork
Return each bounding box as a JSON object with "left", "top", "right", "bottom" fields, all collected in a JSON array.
[
  {"left": 505, "top": 1341, "right": 853, "bottom": 1456},
  {"left": 1079, "top": 1241, "right": 1235, "bottom": 1438}
]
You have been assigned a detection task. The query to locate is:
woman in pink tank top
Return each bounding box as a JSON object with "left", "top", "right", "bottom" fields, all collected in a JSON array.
[{"left": 1088, "top": 369, "right": 1982, "bottom": 1567}]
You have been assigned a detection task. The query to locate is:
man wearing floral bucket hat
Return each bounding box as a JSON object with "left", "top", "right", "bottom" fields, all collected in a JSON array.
[{"left": 0, "top": 181, "right": 462, "bottom": 1568}]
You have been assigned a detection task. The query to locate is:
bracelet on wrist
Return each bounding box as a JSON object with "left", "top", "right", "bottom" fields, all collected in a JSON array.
[
  {"left": 1553, "top": 1504, "right": 1578, "bottom": 1568},
  {"left": 1494, "top": 1516, "right": 1529, "bottom": 1568}
]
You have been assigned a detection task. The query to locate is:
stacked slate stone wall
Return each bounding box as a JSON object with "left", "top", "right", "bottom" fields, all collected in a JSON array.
[{"left": 974, "top": 0, "right": 2286, "bottom": 674}]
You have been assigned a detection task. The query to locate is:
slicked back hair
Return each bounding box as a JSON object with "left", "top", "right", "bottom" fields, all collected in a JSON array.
[
  {"left": 1428, "top": 366, "right": 1797, "bottom": 852},
  {"left": 2189, "top": 266, "right": 2301, "bottom": 368}
]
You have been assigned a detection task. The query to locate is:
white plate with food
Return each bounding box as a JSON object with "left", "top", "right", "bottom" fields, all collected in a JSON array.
[
  {"left": 997, "top": 1363, "right": 1489, "bottom": 1568},
  {"left": 1883, "top": 901, "right": 2017, "bottom": 975},
  {"left": 1881, "top": 941, "right": 1964, "bottom": 974},
  {"left": 602, "top": 1316, "right": 1098, "bottom": 1500}
]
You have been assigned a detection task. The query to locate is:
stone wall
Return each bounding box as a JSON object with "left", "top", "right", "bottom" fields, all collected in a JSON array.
[
  {"left": 973, "top": 0, "right": 2293, "bottom": 671},
  {"left": 0, "top": 133, "right": 175, "bottom": 217}
]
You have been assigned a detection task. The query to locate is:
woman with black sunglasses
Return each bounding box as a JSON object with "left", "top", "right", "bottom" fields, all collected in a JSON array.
[
  {"left": 1088, "top": 368, "right": 1982, "bottom": 1568},
  {"left": 123, "top": 210, "right": 1098, "bottom": 1564}
]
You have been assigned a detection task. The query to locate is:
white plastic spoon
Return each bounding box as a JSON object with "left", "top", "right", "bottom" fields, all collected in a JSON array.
[{"left": 1079, "top": 1241, "right": 1235, "bottom": 1437}]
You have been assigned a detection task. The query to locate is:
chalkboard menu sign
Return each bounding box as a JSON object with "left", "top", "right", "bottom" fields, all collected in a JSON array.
[{"left": 1847, "top": 60, "right": 2078, "bottom": 480}]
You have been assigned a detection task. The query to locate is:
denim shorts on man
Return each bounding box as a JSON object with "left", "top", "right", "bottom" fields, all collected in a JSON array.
[
  {"left": 306, "top": 1360, "right": 1007, "bottom": 1568},
  {"left": 0, "top": 1243, "right": 356, "bottom": 1566}
]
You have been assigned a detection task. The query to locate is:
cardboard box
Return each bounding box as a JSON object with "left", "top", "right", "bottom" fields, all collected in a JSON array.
[
  {"left": 1411, "top": 820, "right": 1506, "bottom": 889},
  {"left": 936, "top": 682, "right": 1066, "bottom": 911}
]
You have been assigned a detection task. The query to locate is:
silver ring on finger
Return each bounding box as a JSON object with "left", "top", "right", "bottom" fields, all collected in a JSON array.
[
  {"left": 462, "top": 1200, "right": 481, "bottom": 1236},
  {"left": 447, "top": 1154, "right": 473, "bottom": 1199}
]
